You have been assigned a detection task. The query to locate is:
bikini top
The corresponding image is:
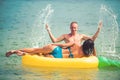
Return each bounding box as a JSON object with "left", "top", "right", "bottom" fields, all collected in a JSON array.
[{"left": 68, "top": 47, "right": 74, "bottom": 58}]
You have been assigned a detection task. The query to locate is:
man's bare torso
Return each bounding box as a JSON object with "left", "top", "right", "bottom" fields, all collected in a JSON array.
[{"left": 62, "top": 33, "right": 85, "bottom": 58}]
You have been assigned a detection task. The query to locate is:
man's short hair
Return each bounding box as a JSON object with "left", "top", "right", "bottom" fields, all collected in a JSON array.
[{"left": 70, "top": 22, "right": 78, "bottom": 26}]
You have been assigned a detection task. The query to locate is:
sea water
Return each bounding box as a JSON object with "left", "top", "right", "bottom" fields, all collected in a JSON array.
[{"left": 0, "top": 0, "right": 120, "bottom": 80}]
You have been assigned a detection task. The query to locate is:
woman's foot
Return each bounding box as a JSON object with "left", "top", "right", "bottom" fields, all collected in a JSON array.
[
  {"left": 6, "top": 50, "right": 16, "bottom": 57},
  {"left": 16, "top": 51, "right": 25, "bottom": 56},
  {"left": 6, "top": 50, "right": 25, "bottom": 57}
]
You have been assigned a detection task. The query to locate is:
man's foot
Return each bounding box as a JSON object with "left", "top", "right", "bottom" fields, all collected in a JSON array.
[{"left": 6, "top": 50, "right": 16, "bottom": 57}]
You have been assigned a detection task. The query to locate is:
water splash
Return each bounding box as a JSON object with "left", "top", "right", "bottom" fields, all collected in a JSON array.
[
  {"left": 43, "top": 5, "right": 54, "bottom": 24},
  {"left": 99, "top": 5, "right": 119, "bottom": 53},
  {"left": 30, "top": 4, "right": 54, "bottom": 48}
]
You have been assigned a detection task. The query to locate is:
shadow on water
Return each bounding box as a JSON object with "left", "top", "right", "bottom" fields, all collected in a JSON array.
[
  {"left": 22, "top": 66, "right": 99, "bottom": 80},
  {"left": 1, "top": 63, "right": 119, "bottom": 80},
  {"left": 20, "top": 65, "right": 120, "bottom": 80}
]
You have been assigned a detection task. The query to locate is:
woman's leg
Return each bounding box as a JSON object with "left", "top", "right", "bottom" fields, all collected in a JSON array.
[{"left": 6, "top": 44, "right": 56, "bottom": 57}]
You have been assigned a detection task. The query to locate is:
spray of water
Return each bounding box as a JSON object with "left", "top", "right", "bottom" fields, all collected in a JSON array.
[
  {"left": 30, "top": 4, "right": 54, "bottom": 48},
  {"left": 99, "top": 5, "right": 119, "bottom": 53}
]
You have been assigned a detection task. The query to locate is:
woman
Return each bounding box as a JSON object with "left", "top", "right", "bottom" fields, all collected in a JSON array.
[{"left": 6, "top": 39, "right": 96, "bottom": 58}]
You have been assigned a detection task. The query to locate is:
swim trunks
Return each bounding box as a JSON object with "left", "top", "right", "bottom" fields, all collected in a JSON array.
[
  {"left": 51, "top": 46, "right": 63, "bottom": 58},
  {"left": 68, "top": 47, "right": 74, "bottom": 58}
]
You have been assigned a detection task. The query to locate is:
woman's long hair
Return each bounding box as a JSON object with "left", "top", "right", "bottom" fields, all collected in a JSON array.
[{"left": 82, "top": 39, "right": 94, "bottom": 56}]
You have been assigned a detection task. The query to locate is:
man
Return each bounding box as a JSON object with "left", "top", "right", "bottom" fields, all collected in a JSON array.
[{"left": 46, "top": 21, "right": 102, "bottom": 57}]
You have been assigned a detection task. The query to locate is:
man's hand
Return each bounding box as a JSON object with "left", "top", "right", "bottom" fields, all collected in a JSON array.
[
  {"left": 98, "top": 21, "right": 103, "bottom": 29},
  {"left": 46, "top": 24, "right": 51, "bottom": 31}
]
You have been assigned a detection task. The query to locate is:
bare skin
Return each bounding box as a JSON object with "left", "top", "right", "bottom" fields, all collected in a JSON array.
[
  {"left": 5, "top": 42, "right": 96, "bottom": 58},
  {"left": 46, "top": 21, "right": 102, "bottom": 57},
  {"left": 5, "top": 43, "right": 74, "bottom": 58},
  {"left": 6, "top": 21, "right": 102, "bottom": 58}
]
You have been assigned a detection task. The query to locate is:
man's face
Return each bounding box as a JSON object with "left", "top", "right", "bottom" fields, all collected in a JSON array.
[{"left": 70, "top": 23, "right": 78, "bottom": 32}]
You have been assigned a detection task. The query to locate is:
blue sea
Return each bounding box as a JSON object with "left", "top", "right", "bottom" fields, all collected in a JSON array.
[{"left": 0, "top": 0, "right": 120, "bottom": 80}]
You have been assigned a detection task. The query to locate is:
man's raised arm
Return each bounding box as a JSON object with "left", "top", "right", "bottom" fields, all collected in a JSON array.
[
  {"left": 92, "top": 21, "right": 102, "bottom": 41},
  {"left": 82, "top": 21, "right": 102, "bottom": 41},
  {"left": 46, "top": 24, "right": 65, "bottom": 43}
]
